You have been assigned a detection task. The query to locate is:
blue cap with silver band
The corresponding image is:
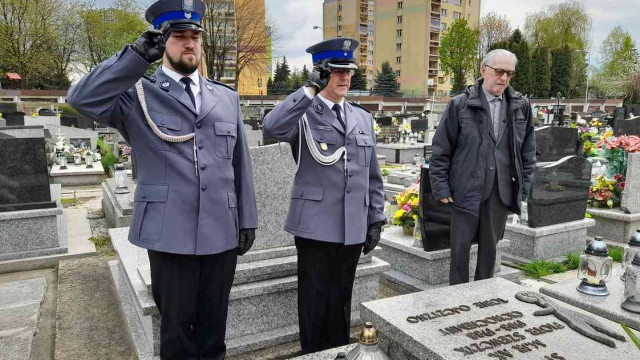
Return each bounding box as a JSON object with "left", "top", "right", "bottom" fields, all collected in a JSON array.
[
  {"left": 306, "top": 38, "right": 360, "bottom": 70},
  {"left": 145, "top": 0, "right": 206, "bottom": 31}
]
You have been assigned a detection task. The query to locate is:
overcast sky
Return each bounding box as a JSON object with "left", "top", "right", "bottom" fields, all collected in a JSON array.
[{"left": 98, "top": 0, "right": 640, "bottom": 74}]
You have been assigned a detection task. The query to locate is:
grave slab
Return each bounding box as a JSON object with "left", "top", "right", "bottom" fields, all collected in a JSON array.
[
  {"left": 503, "top": 218, "right": 595, "bottom": 264},
  {"left": 377, "top": 143, "right": 426, "bottom": 164},
  {"left": 621, "top": 153, "right": 640, "bottom": 214},
  {"left": 101, "top": 178, "right": 134, "bottom": 228},
  {"left": 540, "top": 276, "right": 640, "bottom": 332},
  {"left": 0, "top": 278, "right": 46, "bottom": 360},
  {"left": 50, "top": 164, "right": 105, "bottom": 186},
  {"left": 360, "top": 278, "right": 640, "bottom": 360},
  {"left": 587, "top": 207, "right": 640, "bottom": 245}
]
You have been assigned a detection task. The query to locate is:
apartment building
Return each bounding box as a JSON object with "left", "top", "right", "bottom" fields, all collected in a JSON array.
[
  {"left": 323, "top": 0, "right": 376, "bottom": 89},
  {"left": 373, "top": 0, "right": 480, "bottom": 97}
]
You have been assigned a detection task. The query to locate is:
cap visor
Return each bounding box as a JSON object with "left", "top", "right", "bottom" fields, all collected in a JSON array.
[{"left": 327, "top": 62, "right": 358, "bottom": 70}]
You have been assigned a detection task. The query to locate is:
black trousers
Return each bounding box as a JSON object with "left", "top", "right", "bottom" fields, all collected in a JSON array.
[
  {"left": 449, "top": 183, "right": 509, "bottom": 285},
  {"left": 148, "top": 248, "right": 237, "bottom": 360},
  {"left": 295, "top": 237, "right": 363, "bottom": 355}
]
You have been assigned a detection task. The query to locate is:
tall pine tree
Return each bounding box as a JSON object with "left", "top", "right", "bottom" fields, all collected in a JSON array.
[
  {"left": 508, "top": 30, "right": 533, "bottom": 96},
  {"left": 550, "top": 46, "right": 572, "bottom": 97},
  {"left": 373, "top": 61, "right": 400, "bottom": 97},
  {"left": 301, "top": 65, "right": 310, "bottom": 82},
  {"left": 350, "top": 68, "right": 367, "bottom": 91},
  {"left": 531, "top": 47, "right": 551, "bottom": 98}
]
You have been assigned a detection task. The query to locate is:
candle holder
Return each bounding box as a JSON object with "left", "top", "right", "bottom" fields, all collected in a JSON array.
[
  {"left": 621, "top": 251, "right": 640, "bottom": 314},
  {"left": 576, "top": 237, "right": 613, "bottom": 296}
]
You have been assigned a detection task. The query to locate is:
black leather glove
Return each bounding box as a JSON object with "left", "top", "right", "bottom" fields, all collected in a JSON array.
[
  {"left": 363, "top": 221, "right": 385, "bottom": 255},
  {"left": 238, "top": 228, "right": 256, "bottom": 256},
  {"left": 305, "top": 60, "right": 331, "bottom": 93},
  {"left": 131, "top": 23, "right": 170, "bottom": 63}
]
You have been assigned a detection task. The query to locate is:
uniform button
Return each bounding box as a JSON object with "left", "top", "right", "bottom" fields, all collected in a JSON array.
[
  {"left": 161, "top": 121, "right": 165, "bottom": 125},
  {"left": 201, "top": 185, "right": 207, "bottom": 191},
  {"left": 320, "top": 136, "right": 324, "bottom": 140},
  {"left": 347, "top": 158, "right": 351, "bottom": 162},
  {"left": 503, "top": 120, "right": 507, "bottom": 123},
  {"left": 346, "top": 142, "right": 350, "bottom": 145},
  {"left": 489, "top": 166, "right": 495, "bottom": 171},
  {"left": 364, "top": 140, "right": 368, "bottom": 144},
  {"left": 300, "top": 192, "right": 304, "bottom": 198},
  {"left": 196, "top": 122, "right": 202, "bottom": 129},
  {"left": 479, "top": 120, "right": 483, "bottom": 124},
  {"left": 512, "top": 177, "right": 516, "bottom": 182},
  {"left": 347, "top": 189, "right": 351, "bottom": 194},
  {"left": 200, "top": 164, "right": 207, "bottom": 170},
  {"left": 142, "top": 194, "right": 147, "bottom": 199},
  {"left": 227, "top": 130, "right": 231, "bottom": 134},
  {"left": 349, "top": 173, "right": 353, "bottom": 178},
  {"left": 198, "top": 144, "right": 203, "bottom": 150}
]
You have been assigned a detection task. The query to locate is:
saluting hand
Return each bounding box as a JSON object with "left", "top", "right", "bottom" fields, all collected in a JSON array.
[
  {"left": 131, "top": 23, "right": 170, "bottom": 63},
  {"left": 305, "top": 59, "right": 331, "bottom": 94}
]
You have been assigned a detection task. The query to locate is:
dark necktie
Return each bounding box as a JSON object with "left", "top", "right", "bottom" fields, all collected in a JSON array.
[
  {"left": 180, "top": 77, "right": 196, "bottom": 110},
  {"left": 332, "top": 103, "right": 345, "bottom": 130}
]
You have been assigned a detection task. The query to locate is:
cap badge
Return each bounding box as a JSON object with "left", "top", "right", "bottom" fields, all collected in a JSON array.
[
  {"left": 342, "top": 39, "right": 351, "bottom": 52},
  {"left": 182, "top": 0, "right": 195, "bottom": 12}
]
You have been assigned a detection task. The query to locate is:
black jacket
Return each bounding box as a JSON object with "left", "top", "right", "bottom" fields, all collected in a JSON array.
[{"left": 429, "top": 80, "right": 536, "bottom": 216}]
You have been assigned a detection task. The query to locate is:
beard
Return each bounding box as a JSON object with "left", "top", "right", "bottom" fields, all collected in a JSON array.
[{"left": 166, "top": 51, "right": 199, "bottom": 75}]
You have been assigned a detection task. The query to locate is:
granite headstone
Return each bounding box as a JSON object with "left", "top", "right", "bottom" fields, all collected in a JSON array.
[
  {"left": 0, "top": 103, "right": 18, "bottom": 113},
  {"left": 0, "top": 126, "right": 56, "bottom": 212},
  {"left": 527, "top": 155, "right": 591, "bottom": 228},
  {"left": 616, "top": 116, "right": 640, "bottom": 136},
  {"left": 419, "top": 165, "right": 451, "bottom": 251},
  {"left": 410, "top": 119, "right": 429, "bottom": 133},
  {"left": 38, "top": 109, "right": 55, "bottom": 116},
  {"left": 5, "top": 112, "right": 25, "bottom": 126},
  {"left": 535, "top": 126, "right": 579, "bottom": 162}
]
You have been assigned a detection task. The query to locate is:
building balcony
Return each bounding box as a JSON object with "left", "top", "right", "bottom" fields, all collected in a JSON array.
[
  {"left": 432, "top": 0, "right": 441, "bottom": 4},
  {"left": 430, "top": 26, "right": 440, "bottom": 33},
  {"left": 428, "top": 69, "right": 438, "bottom": 76}
]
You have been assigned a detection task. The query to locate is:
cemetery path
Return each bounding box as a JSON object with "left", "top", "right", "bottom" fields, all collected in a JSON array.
[{"left": 54, "top": 256, "right": 136, "bottom": 360}]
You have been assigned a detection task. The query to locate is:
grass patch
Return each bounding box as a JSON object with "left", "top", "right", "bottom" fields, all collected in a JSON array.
[
  {"left": 89, "top": 235, "right": 116, "bottom": 257},
  {"left": 565, "top": 253, "right": 580, "bottom": 270},
  {"left": 60, "top": 198, "right": 78, "bottom": 207},
  {"left": 620, "top": 323, "right": 640, "bottom": 351},
  {"left": 524, "top": 260, "right": 567, "bottom": 279},
  {"left": 609, "top": 246, "right": 624, "bottom": 263}
]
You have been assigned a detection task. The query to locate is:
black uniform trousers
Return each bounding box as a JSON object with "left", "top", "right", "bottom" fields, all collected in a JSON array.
[
  {"left": 295, "top": 237, "right": 363, "bottom": 354},
  {"left": 449, "top": 181, "right": 509, "bottom": 285},
  {"left": 148, "top": 248, "right": 238, "bottom": 360}
]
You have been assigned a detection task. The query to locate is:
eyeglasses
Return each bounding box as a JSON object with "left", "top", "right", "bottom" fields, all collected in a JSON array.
[
  {"left": 331, "top": 68, "right": 355, "bottom": 76},
  {"left": 484, "top": 65, "right": 516, "bottom": 78}
]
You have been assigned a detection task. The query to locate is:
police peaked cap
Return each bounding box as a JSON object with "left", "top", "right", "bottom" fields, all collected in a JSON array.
[
  {"left": 306, "top": 38, "right": 360, "bottom": 70},
  {"left": 145, "top": 0, "right": 206, "bottom": 31}
]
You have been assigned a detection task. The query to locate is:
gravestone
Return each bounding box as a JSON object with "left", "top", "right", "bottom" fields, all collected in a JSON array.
[
  {"left": 0, "top": 103, "right": 18, "bottom": 113},
  {"left": 244, "top": 118, "right": 260, "bottom": 130},
  {"left": 419, "top": 165, "right": 451, "bottom": 251},
  {"left": 605, "top": 115, "right": 616, "bottom": 128},
  {"left": 261, "top": 109, "right": 278, "bottom": 145},
  {"left": 376, "top": 116, "right": 392, "bottom": 126},
  {"left": 621, "top": 153, "right": 640, "bottom": 214},
  {"left": 38, "top": 108, "right": 55, "bottom": 116},
  {"left": 614, "top": 107, "right": 626, "bottom": 123},
  {"left": 410, "top": 119, "right": 429, "bottom": 133},
  {"left": 60, "top": 114, "right": 78, "bottom": 128},
  {"left": 69, "top": 138, "right": 91, "bottom": 149},
  {"left": 5, "top": 112, "right": 25, "bottom": 126},
  {"left": 527, "top": 155, "right": 591, "bottom": 228},
  {"left": 243, "top": 124, "right": 263, "bottom": 147},
  {"left": 627, "top": 104, "right": 640, "bottom": 117},
  {"left": 0, "top": 117, "right": 5, "bottom": 127},
  {"left": 0, "top": 126, "right": 66, "bottom": 261},
  {"left": 359, "top": 278, "right": 639, "bottom": 360},
  {"left": 616, "top": 116, "right": 640, "bottom": 136},
  {"left": 0, "top": 126, "right": 56, "bottom": 212},
  {"left": 535, "top": 126, "right": 579, "bottom": 162}
]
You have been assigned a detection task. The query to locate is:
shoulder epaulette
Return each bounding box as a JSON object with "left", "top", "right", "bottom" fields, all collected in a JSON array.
[
  {"left": 349, "top": 101, "right": 370, "bottom": 114},
  {"left": 207, "top": 78, "right": 237, "bottom": 92},
  {"left": 142, "top": 75, "right": 156, "bottom": 83}
]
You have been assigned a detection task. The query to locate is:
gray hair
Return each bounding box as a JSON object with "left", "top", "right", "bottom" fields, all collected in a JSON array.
[{"left": 481, "top": 49, "right": 518, "bottom": 67}]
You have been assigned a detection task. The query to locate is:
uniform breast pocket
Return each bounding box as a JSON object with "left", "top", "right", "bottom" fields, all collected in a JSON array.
[
  {"left": 147, "top": 111, "right": 183, "bottom": 153},
  {"left": 131, "top": 183, "right": 169, "bottom": 243},
  {"left": 355, "top": 134, "right": 373, "bottom": 167},
  {"left": 311, "top": 129, "right": 337, "bottom": 150},
  {"left": 213, "top": 121, "right": 237, "bottom": 159}
]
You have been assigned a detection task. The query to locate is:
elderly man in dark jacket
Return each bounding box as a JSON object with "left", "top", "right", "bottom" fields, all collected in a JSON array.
[{"left": 430, "top": 49, "right": 536, "bottom": 285}]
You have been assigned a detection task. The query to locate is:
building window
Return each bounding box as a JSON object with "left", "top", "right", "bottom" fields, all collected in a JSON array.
[
  {"left": 368, "top": 40, "right": 374, "bottom": 46},
  {"left": 368, "top": 70, "right": 373, "bottom": 76},
  {"left": 338, "top": 5, "right": 342, "bottom": 11},
  {"left": 368, "top": 50, "right": 374, "bottom": 56},
  {"left": 397, "top": 16, "right": 403, "bottom": 23},
  {"left": 338, "top": 25, "right": 342, "bottom": 31},
  {"left": 397, "top": 2, "right": 403, "bottom": 9},
  {"left": 367, "top": 60, "right": 373, "bottom": 65},
  {"left": 396, "top": 56, "right": 402, "bottom": 64},
  {"left": 442, "top": 0, "right": 448, "bottom": 2},
  {"left": 396, "top": 70, "right": 401, "bottom": 77},
  {"left": 469, "top": 0, "right": 471, "bottom": 5},
  {"left": 338, "top": 15, "right": 342, "bottom": 21},
  {"left": 441, "top": 22, "right": 447, "bottom": 31},
  {"left": 453, "top": 11, "right": 462, "bottom": 19},
  {"left": 396, "top": 43, "right": 402, "bottom": 51},
  {"left": 439, "top": 63, "right": 443, "bottom": 71},
  {"left": 450, "top": 78, "right": 455, "bottom": 85},
  {"left": 453, "top": 0, "right": 462, "bottom": 5},
  {"left": 468, "top": 13, "right": 471, "bottom": 20},
  {"left": 441, "top": 9, "right": 447, "bottom": 16},
  {"left": 397, "top": 29, "right": 402, "bottom": 36}
]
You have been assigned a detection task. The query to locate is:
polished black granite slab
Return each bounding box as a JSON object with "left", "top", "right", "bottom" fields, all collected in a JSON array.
[
  {"left": 616, "top": 117, "right": 640, "bottom": 136},
  {"left": 0, "top": 127, "right": 55, "bottom": 212},
  {"left": 527, "top": 155, "right": 591, "bottom": 228},
  {"left": 419, "top": 165, "right": 452, "bottom": 251},
  {"left": 535, "top": 126, "right": 579, "bottom": 162}
]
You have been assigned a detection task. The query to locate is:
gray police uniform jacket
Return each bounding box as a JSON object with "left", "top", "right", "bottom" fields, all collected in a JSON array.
[
  {"left": 263, "top": 87, "right": 386, "bottom": 245},
  {"left": 68, "top": 46, "right": 258, "bottom": 255}
]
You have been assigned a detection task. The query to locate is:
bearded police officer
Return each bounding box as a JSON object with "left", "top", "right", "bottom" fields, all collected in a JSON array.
[
  {"left": 68, "top": 0, "right": 258, "bottom": 358},
  {"left": 263, "top": 38, "right": 386, "bottom": 354}
]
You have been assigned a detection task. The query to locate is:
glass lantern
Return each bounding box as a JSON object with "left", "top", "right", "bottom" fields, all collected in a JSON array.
[
  {"left": 621, "top": 229, "right": 640, "bottom": 281},
  {"left": 85, "top": 154, "right": 94, "bottom": 168},
  {"left": 346, "top": 322, "right": 389, "bottom": 360},
  {"left": 412, "top": 216, "right": 423, "bottom": 248},
  {"left": 59, "top": 155, "right": 68, "bottom": 170},
  {"left": 621, "top": 251, "right": 640, "bottom": 314},
  {"left": 577, "top": 237, "right": 613, "bottom": 296},
  {"left": 73, "top": 153, "right": 81, "bottom": 165},
  {"left": 113, "top": 164, "right": 130, "bottom": 194}
]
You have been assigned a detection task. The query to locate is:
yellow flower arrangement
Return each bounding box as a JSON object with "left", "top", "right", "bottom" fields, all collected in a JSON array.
[{"left": 393, "top": 182, "right": 420, "bottom": 228}]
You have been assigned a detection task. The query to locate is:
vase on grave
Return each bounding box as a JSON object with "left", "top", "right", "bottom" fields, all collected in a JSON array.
[{"left": 402, "top": 225, "right": 414, "bottom": 236}]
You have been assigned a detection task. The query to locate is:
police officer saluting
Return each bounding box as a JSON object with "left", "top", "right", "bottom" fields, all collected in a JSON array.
[
  {"left": 68, "top": 0, "right": 258, "bottom": 358},
  {"left": 263, "top": 38, "right": 386, "bottom": 354}
]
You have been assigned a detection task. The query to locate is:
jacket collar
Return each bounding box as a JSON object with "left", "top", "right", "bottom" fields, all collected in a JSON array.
[
  {"left": 466, "top": 79, "right": 526, "bottom": 110},
  {"left": 153, "top": 67, "right": 197, "bottom": 116}
]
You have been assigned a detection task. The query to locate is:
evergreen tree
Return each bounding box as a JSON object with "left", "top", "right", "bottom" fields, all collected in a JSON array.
[
  {"left": 266, "top": 77, "right": 273, "bottom": 95},
  {"left": 531, "top": 47, "right": 551, "bottom": 98},
  {"left": 488, "top": 40, "right": 510, "bottom": 52},
  {"left": 569, "top": 51, "right": 587, "bottom": 98},
  {"left": 550, "top": 45, "right": 572, "bottom": 97},
  {"left": 373, "top": 61, "right": 401, "bottom": 97},
  {"left": 508, "top": 30, "right": 533, "bottom": 95},
  {"left": 350, "top": 68, "right": 367, "bottom": 91},
  {"left": 301, "top": 65, "right": 310, "bottom": 82},
  {"left": 272, "top": 57, "right": 292, "bottom": 94}
]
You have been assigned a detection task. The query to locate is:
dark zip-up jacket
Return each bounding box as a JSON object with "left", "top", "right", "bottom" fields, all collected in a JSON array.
[{"left": 429, "top": 80, "right": 536, "bottom": 216}]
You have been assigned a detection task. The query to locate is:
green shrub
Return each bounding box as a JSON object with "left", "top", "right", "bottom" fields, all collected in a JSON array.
[
  {"left": 58, "top": 103, "right": 78, "bottom": 115},
  {"left": 101, "top": 150, "right": 118, "bottom": 173},
  {"left": 525, "top": 260, "right": 566, "bottom": 279},
  {"left": 565, "top": 253, "right": 580, "bottom": 270},
  {"left": 96, "top": 138, "right": 109, "bottom": 155}
]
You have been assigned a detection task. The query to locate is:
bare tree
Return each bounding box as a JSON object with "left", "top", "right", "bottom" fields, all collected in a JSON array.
[
  {"left": 49, "top": 1, "right": 82, "bottom": 88},
  {"left": 476, "top": 12, "right": 511, "bottom": 78},
  {"left": 234, "top": 0, "right": 270, "bottom": 89},
  {"left": 201, "top": 0, "right": 236, "bottom": 80}
]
